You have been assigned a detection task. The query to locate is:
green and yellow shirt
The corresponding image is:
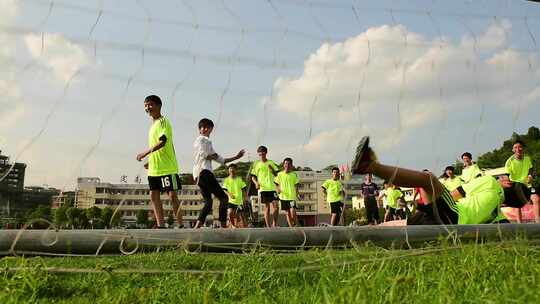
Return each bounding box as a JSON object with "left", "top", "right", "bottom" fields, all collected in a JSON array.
[
  {"left": 441, "top": 176, "right": 463, "bottom": 191},
  {"left": 274, "top": 171, "right": 299, "bottom": 201},
  {"left": 505, "top": 155, "right": 533, "bottom": 186},
  {"left": 148, "top": 117, "right": 179, "bottom": 177},
  {"left": 460, "top": 164, "right": 482, "bottom": 184},
  {"left": 322, "top": 179, "right": 343, "bottom": 203},
  {"left": 223, "top": 176, "right": 247, "bottom": 205},
  {"left": 386, "top": 187, "right": 403, "bottom": 209},
  {"left": 251, "top": 160, "right": 279, "bottom": 191}
]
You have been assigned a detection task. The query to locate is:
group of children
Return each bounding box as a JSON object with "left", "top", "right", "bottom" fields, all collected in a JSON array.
[
  {"left": 137, "top": 94, "right": 538, "bottom": 228},
  {"left": 136, "top": 95, "right": 348, "bottom": 228},
  {"left": 351, "top": 136, "right": 539, "bottom": 226}
]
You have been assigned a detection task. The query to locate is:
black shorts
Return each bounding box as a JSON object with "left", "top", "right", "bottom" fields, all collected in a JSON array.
[
  {"left": 330, "top": 201, "right": 343, "bottom": 214},
  {"left": 227, "top": 203, "right": 240, "bottom": 210},
  {"left": 387, "top": 207, "right": 397, "bottom": 216},
  {"left": 260, "top": 191, "right": 278, "bottom": 204},
  {"left": 148, "top": 174, "right": 181, "bottom": 192},
  {"left": 407, "top": 188, "right": 457, "bottom": 225},
  {"left": 280, "top": 200, "right": 297, "bottom": 210}
]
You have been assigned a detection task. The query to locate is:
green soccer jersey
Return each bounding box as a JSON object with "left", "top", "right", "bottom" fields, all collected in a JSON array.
[
  {"left": 460, "top": 164, "right": 482, "bottom": 184},
  {"left": 386, "top": 187, "right": 403, "bottom": 209},
  {"left": 148, "top": 117, "right": 179, "bottom": 177},
  {"left": 274, "top": 171, "right": 299, "bottom": 201},
  {"left": 223, "top": 176, "right": 247, "bottom": 205},
  {"left": 251, "top": 160, "right": 279, "bottom": 192},
  {"left": 505, "top": 155, "right": 533, "bottom": 185},
  {"left": 322, "top": 179, "right": 343, "bottom": 203},
  {"left": 456, "top": 175, "right": 505, "bottom": 224},
  {"left": 441, "top": 176, "right": 463, "bottom": 191}
]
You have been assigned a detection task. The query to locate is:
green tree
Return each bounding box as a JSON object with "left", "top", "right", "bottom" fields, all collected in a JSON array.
[
  {"left": 85, "top": 206, "right": 102, "bottom": 229},
  {"left": 323, "top": 164, "right": 338, "bottom": 171},
  {"left": 136, "top": 209, "right": 149, "bottom": 228},
  {"left": 54, "top": 206, "right": 68, "bottom": 228},
  {"left": 214, "top": 161, "right": 253, "bottom": 178},
  {"left": 65, "top": 207, "right": 81, "bottom": 229},
  {"left": 101, "top": 207, "right": 113, "bottom": 229},
  {"left": 25, "top": 205, "right": 52, "bottom": 229}
]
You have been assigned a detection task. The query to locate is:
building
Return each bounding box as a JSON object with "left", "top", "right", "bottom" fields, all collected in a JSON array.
[
  {"left": 56, "top": 171, "right": 367, "bottom": 227},
  {"left": 0, "top": 150, "right": 27, "bottom": 216}
]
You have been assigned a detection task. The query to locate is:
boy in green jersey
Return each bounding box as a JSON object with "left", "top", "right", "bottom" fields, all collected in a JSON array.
[
  {"left": 275, "top": 157, "right": 299, "bottom": 227},
  {"left": 222, "top": 163, "right": 247, "bottom": 228},
  {"left": 505, "top": 140, "right": 540, "bottom": 223},
  {"left": 322, "top": 167, "right": 346, "bottom": 226},
  {"left": 136, "top": 95, "right": 183, "bottom": 228},
  {"left": 251, "top": 146, "right": 280, "bottom": 227},
  {"left": 351, "top": 136, "right": 528, "bottom": 226},
  {"left": 440, "top": 166, "right": 463, "bottom": 191},
  {"left": 461, "top": 152, "right": 483, "bottom": 183},
  {"left": 380, "top": 182, "right": 403, "bottom": 222}
]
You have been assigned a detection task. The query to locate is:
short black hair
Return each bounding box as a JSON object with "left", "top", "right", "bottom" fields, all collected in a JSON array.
[
  {"left": 513, "top": 140, "right": 526, "bottom": 147},
  {"left": 144, "top": 95, "right": 162, "bottom": 106},
  {"left": 198, "top": 118, "right": 214, "bottom": 129},
  {"left": 461, "top": 152, "right": 472, "bottom": 159},
  {"left": 228, "top": 163, "right": 237, "bottom": 169},
  {"left": 445, "top": 166, "right": 455, "bottom": 172},
  {"left": 257, "top": 146, "right": 268, "bottom": 153},
  {"left": 331, "top": 167, "right": 340, "bottom": 172},
  {"left": 283, "top": 157, "right": 293, "bottom": 164}
]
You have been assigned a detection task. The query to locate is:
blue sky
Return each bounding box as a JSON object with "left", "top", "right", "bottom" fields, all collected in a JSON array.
[{"left": 1, "top": 0, "right": 540, "bottom": 189}]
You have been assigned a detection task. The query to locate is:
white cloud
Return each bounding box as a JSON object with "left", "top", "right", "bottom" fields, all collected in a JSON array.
[
  {"left": 24, "top": 33, "right": 90, "bottom": 82},
  {"left": 268, "top": 21, "right": 540, "bottom": 159}
]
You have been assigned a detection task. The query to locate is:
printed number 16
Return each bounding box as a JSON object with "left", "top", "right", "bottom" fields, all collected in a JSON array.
[{"left": 161, "top": 177, "right": 171, "bottom": 188}]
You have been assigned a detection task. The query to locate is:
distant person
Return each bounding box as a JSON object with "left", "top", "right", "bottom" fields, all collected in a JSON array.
[
  {"left": 351, "top": 136, "right": 524, "bottom": 226},
  {"left": 461, "top": 152, "right": 483, "bottom": 183},
  {"left": 440, "top": 166, "right": 463, "bottom": 191},
  {"left": 360, "top": 173, "right": 380, "bottom": 225},
  {"left": 136, "top": 95, "right": 183, "bottom": 228},
  {"left": 412, "top": 169, "right": 431, "bottom": 213},
  {"left": 251, "top": 146, "right": 280, "bottom": 227},
  {"left": 274, "top": 157, "right": 300, "bottom": 227},
  {"left": 222, "top": 163, "right": 248, "bottom": 228},
  {"left": 322, "top": 167, "right": 346, "bottom": 226},
  {"left": 380, "top": 182, "right": 403, "bottom": 222},
  {"left": 192, "top": 118, "right": 245, "bottom": 228},
  {"left": 505, "top": 140, "right": 540, "bottom": 223}
]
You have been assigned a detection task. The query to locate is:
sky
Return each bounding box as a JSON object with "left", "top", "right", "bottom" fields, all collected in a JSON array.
[{"left": 1, "top": 0, "right": 540, "bottom": 190}]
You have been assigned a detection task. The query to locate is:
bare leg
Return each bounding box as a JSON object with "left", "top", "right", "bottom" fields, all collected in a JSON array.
[
  {"left": 228, "top": 209, "right": 237, "bottom": 228},
  {"left": 379, "top": 219, "right": 407, "bottom": 226},
  {"left": 263, "top": 203, "right": 271, "bottom": 227},
  {"left": 150, "top": 190, "right": 165, "bottom": 227},
  {"left": 517, "top": 208, "right": 523, "bottom": 223},
  {"left": 285, "top": 210, "right": 294, "bottom": 227},
  {"left": 330, "top": 213, "right": 338, "bottom": 226},
  {"left": 532, "top": 194, "right": 540, "bottom": 223},
  {"left": 271, "top": 201, "right": 279, "bottom": 227},
  {"left": 168, "top": 191, "right": 183, "bottom": 226},
  {"left": 290, "top": 208, "right": 298, "bottom": 227},
  {"left": 368, "top": 163, "right": 445, "bottom": 201}
]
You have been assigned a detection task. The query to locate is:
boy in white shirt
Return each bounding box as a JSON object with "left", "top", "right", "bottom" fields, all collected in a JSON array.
[{"left": 193, "top": 118, "right": 245, "bottom": 228}]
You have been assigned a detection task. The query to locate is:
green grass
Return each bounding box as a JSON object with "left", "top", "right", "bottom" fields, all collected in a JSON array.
[{"left": 1, "top": 239, "right": 540, "bottom": 303}]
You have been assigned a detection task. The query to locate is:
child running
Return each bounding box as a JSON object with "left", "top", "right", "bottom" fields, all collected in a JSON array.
[
  {"left": 322, "top": 167, "right": 346, "bottom": 226},
  {"left": 192, "top": 118, "right": 245, "bottom": 228},
  {"left": 352, "top": 136, "right": 526, "bottom": 225},
  {"left": 274, "top": 157, "right": 300, "bottom": 227},
  {"left": 222, "top": 163, "right": 247, "bottom": 228},
  {"left": 251, "top": 146, "right": 280, "bottom": 227},
  {"left": 136, "top": 95, "right": 183, "bottom": 228}
]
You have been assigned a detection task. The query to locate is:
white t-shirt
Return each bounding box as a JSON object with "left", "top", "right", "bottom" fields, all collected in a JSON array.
[
  {"left": 192, "top": 135, "right": 224, "bottom": 179},
  {"left": 378, "top": 190, "right": 388, "bottom": 208}
]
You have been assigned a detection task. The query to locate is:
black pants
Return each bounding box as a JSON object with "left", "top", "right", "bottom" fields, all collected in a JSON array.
[
  {"left": 197, "top": 170, "right": 228, "bottom": 224},
  {"left": 365, "top": 196, "right": 379, "bottom": 223}
]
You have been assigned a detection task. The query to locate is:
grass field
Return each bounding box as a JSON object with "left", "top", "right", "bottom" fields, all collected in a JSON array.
[{"left": 1, "top": 239, "right": 540, "bottom": 303}]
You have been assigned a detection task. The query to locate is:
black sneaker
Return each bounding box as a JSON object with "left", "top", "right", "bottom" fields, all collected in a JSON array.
[{"left": 352, "top": 136, "right": 376, "bottom": 174}]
